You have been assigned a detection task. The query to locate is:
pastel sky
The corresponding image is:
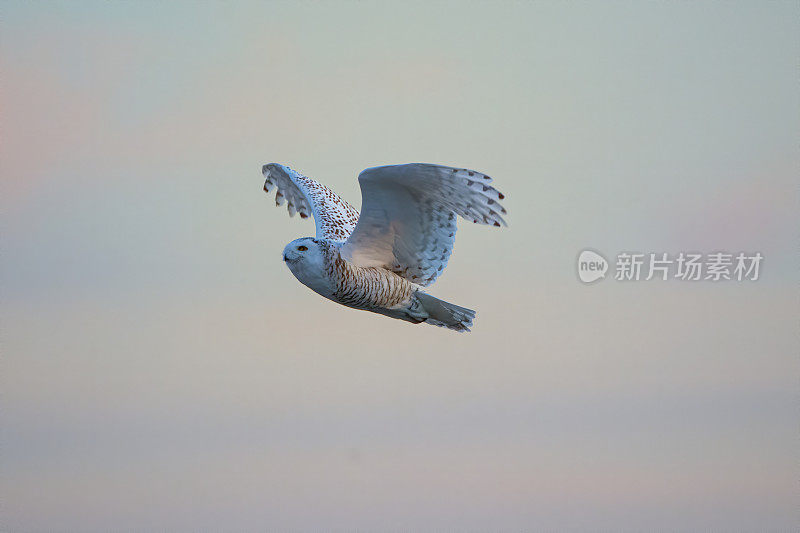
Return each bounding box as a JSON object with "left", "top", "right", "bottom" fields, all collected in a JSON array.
[{"left": 2, "top": 2, "right": 798, "bottom": 531}]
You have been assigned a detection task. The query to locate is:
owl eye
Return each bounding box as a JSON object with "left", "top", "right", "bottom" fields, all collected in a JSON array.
[{"left": 297, "top": 245, "right": 308, "bottom": 251}]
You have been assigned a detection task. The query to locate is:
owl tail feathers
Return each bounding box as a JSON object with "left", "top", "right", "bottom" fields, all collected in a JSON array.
[{"left": 416, "top": 292, "right": 476, "bottom": 333}]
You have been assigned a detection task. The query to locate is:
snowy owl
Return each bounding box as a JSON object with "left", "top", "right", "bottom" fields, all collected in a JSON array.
[{"left": 262, "top": 163, "right": 507, "bottom": 332}]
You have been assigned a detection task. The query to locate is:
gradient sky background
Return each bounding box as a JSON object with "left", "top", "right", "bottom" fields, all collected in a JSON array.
[{"left": 2, "top": 1, "right": 798, "bottom": 531}]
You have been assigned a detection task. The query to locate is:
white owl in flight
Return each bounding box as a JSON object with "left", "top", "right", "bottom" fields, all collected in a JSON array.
[{"left": 262, "top": 163, "right": 507, "bottom": 332}]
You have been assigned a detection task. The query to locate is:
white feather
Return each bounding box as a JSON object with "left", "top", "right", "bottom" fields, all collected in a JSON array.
[{"left": 339, "top": 164, "right": 507, "bottom": 286}]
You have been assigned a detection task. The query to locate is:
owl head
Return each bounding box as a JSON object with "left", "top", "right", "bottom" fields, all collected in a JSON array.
[
  {"left": 282, "top": 237, "right": 331, "bottom": 296},
  {"left": 282, "top": 237, "right": 324, "bottom": 265}
]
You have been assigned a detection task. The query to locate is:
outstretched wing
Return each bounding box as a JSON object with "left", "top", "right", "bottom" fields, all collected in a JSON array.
[
  {"left": 340, "top": 163, "right": 507, "bottom": 286},
  {"left": 262, "top": 163, "right": 360, "bottom": 242}
]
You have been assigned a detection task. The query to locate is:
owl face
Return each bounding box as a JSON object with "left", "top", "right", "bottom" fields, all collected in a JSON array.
[
  {"left": 282, "top": 237, "right": 331, "bottom": 297},
  {"left": 282, "top": 237, "right": 324, "bottom": 266}
]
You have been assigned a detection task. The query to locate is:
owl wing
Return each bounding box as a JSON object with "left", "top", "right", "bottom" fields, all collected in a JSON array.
[
  {"left": 262, "top": 163, "right": 360, "bottom": 243},
  {"left": 340, "top": 163, "right": 507, "bottom": 286}
]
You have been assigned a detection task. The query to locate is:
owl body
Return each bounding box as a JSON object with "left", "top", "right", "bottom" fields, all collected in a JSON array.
[
  {"left": 283, "top": 238, "right": 427, "bottom": 324},
  {"left": 263, "top": 162, "right": 507, "bottom": 332}
]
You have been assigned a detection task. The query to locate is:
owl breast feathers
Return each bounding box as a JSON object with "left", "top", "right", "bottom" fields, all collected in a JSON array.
[{"left": 263, "top": 163, "right": 507, "bottom": 332}]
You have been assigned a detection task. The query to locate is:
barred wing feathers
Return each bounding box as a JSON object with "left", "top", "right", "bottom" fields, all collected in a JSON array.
[
  {"left": 262, "top": 163, "right": 360, "bottom": 243},
  {"left": 340, "top": 163, "right": 507, "bottom": 287}
]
